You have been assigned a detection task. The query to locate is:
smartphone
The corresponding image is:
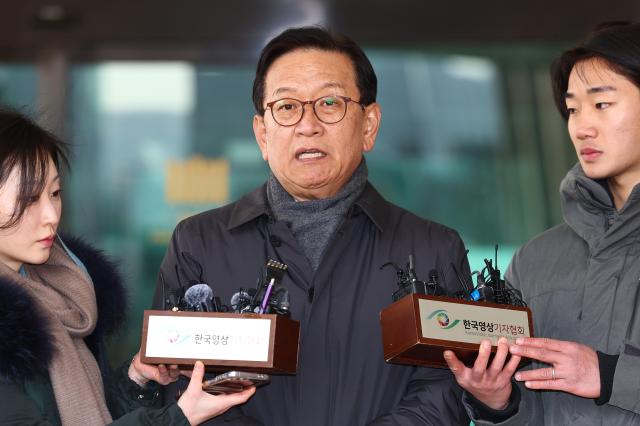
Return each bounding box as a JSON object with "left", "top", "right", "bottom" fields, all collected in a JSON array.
[{"left": 202, "top": 371, "right": 270, "bottom": 395}]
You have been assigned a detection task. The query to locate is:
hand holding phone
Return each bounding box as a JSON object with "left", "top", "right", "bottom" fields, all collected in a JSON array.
[
  {"left": 202, "top": 371, "right": 270, "bottom": 395},
  {"left": 177, "top": 361, "right": 255, "bottom": 425}
]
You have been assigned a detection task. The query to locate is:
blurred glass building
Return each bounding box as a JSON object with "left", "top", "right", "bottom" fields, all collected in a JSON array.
[{"left": 1, "top": 0, "right": 630, "bottom": 362}]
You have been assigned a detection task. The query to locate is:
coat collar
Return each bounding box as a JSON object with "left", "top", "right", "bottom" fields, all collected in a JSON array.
[
  {"left": 0, "top": 235, "right": 126, "bottom": 382},
  {"left": 227, "top": 181, "right": 390, "bottom": 233},
  {"left": 0, "top": 273, "right": 54, "bottom": 382},
  {"left": 561, "top": 163, "right": 640, "bottom": 254}
]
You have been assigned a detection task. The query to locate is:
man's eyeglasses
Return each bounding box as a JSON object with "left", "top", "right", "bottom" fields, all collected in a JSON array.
[{"left": 265, "top": 95, "right": 365, "bottom": 126}]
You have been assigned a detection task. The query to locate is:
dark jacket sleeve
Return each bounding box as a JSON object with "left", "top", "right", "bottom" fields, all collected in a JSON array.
[
  {"left": 105, "top": 359, "right": 162, "bottom": 416},
  {"left": 109, "top": 404, "right": 189, "bottom": 425},
  {"left": 608, "top": 343, "right": 640, "bottom": 415},
  {"left": 111, "top": 405, "right": 189, "bottom": 426},
  {"left": 0, "top": 376, "right": 189, "bottom": 426},
  {"left": 0, "top": 381, "right": 54, "bottom": 426},
  {"left": 105, "top": 360, "right": 190, "bottom": 426}
]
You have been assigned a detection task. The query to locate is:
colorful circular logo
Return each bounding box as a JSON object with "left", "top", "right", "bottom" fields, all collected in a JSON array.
[
  {"left": 436, "top": 312, "right": 450, "bottom": 328},
  {"left": 427, "top": 309, "right": 460, "bottom": 329},
  {"left": 167, "top": 329, "right": 180, "bottom": 343}
]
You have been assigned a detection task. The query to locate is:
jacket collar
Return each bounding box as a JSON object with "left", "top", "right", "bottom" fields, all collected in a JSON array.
[
  {"left": 0, "top": 235, "right": 127, "bottom": 383},
  {"left": 227, "top": 181, "right": 390, "bottom": 232},
  {"left": 561, "top": 163, "right": 640, "bottom": 253},
  {"left": 0, "top": 272, "right": 54, "bottom": 382}
]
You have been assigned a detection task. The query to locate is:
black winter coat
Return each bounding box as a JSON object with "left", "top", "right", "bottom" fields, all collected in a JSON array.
[
  {"left": 153, "top": 182, "right": 471, "bottom": 426},
  {"left": 0, "top": 235, "right": 188, "bottom": 425}
]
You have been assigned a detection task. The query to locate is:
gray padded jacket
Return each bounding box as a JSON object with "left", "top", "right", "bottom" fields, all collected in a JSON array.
[{"left": 466, "top": 163, "right": 640, "bottom": 425}]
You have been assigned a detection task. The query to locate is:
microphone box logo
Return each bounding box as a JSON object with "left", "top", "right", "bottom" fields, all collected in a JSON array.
[{"left": 427, "top": 309, "right": 460, "bottom": 330}]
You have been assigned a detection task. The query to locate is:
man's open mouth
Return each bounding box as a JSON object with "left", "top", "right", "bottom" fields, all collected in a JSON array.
[{"left": 296, "top": 149, "right": 326, "bottom": 160}]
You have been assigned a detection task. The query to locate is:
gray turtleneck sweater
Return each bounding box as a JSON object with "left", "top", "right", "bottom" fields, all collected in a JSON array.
[{"left": 266, "top": 160, "right": 368, "bottom": 271}]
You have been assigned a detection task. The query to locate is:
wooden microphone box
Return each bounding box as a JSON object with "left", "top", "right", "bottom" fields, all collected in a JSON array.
[
  {"left": 380, "top": 294, "right": 533, "bottom": 368},
  {"left": 140, "top": 310, "right": 300, "bottom": 374}
]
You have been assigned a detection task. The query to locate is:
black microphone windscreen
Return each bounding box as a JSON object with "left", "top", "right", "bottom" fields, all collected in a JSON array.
[
  {"left": 184, "top": 283, "right": 214, "bottom": 308},
  {"left": 230, "top": 290, "right": 251, "bottom": 311},
  {"left": 273, "top": 287, "right": 290, "bottom": 307}
]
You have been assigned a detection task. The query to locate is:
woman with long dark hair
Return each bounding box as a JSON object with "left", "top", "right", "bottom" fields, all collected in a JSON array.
[{"left": 0, "top": 108, "right": 254, "bottom": 425}]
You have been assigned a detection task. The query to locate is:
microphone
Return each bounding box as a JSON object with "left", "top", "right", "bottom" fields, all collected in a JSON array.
[
  {"left": 184, "top": 283, "right": 216, "bottom": 312},
  {"left": 259, "top": 260, "right": 288, "bottom": 314},
  {"left": 270, "top": 287, "right": 290, "bottom": 316},
  {"left": 230, "top": 289, "right": 254, "bottom": 313},
  {"left": 469, "top": 275, "right": 495, "bottom": 303},
  {"left": 230, "top": 260, "right": 290, "bottom": 315},
  {"left": 382, "top": 254, "right": 430, "bottom": 302},
  {"left": 160, "top": 270, "right": 187, "bottom": 311},
  {"left": 426, "top": 269, "right": 446, "bottom": 296}
]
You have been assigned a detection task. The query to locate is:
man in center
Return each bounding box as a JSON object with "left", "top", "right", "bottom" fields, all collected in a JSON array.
[{"left": 152, "top": 27, "right": 471, "bottom": 425}]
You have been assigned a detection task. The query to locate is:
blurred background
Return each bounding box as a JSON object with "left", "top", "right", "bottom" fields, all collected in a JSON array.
[{"left": 1, "top": 0, "right": 637, "bottom": 363}]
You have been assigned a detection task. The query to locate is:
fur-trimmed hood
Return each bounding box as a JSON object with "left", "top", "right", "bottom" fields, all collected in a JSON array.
[{"left": 0, "top": 235, "right": 127, "bottom": 383}]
